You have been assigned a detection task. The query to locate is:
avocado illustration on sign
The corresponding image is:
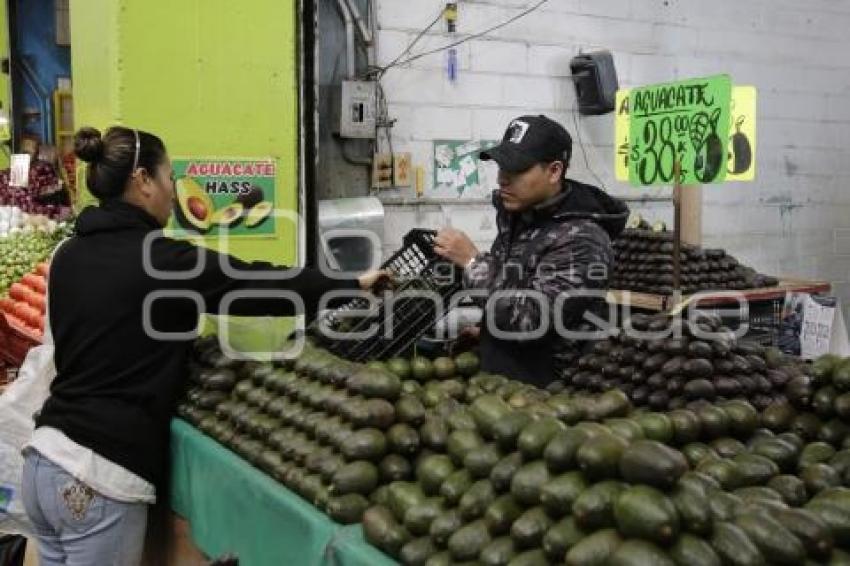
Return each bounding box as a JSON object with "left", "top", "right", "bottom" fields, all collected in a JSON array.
[
  {"left": 211, "top": 202, "right": 244, "bottom": 228},
  {"left": 236, "top": 184, "right": 264, "bottom": 209},
  {"left": 691, "top": 108, "right": 724, "bottom": 183},
  {"left": 245, "top": 201, "right": 273, "bottom": 228},
  {"left": 175, "top": 177, "right": 214, "bottom": 233},
  {"left": 728, "top": 116, "right": 752, "bottom": 174}
]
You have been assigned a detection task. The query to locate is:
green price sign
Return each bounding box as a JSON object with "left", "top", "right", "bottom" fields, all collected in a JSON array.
[{"left": 628, "top": 75, "right": 732, "bottom": 186}]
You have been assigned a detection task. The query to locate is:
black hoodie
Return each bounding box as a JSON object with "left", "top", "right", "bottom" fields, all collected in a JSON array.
[
  {"left": 36, "top": 200, "right": 359, "bottom": 487},
  {"left": 463, "top": 178, "right": 629, "bottom": 386}
]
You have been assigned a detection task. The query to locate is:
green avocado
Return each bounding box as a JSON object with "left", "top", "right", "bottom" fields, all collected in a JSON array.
[
  {"left": 734, "top": 511, "right": 806, "bottom": 565},
  {"left": 510, "top": 506, "right": 553, "bottom": 550},
  {"left": 510, "top": 461, "right": 552, "bottom": 506},
  {"left": 416, "top": 454, "right": 455, "bottom": 496},
  {"left": 518, "top": 417, "right": 566, "bottom": 460},
  {"left": 459, "top": 479, "right": 497, "bottom": 522},
  {"left": 672, "top": 481, "right": 712, "bottom": 536},
  {"left": 572, "top": 480, "right": 626, "bottom": 531},
  {"left": 576, "top": 432, "right": 628, "bottom": 481},
  {"left": 732, "top": 453, "right": 780, "bottom": 486},
  {"left": 429, "top": 508, "right": 463, "bottom": 547},
  {"left": 326, "top": 494, "right": 370, "bottom": 524},
  {"left": 448, "top": 519, "right": 491, "bottom": 561},
  {"left": 544, "top": 428, "right": 590, "bottom": 473},
  {"left": 619, "top": 439, "right": 688, "bottom": 490},
  {"left": 490, "top": 451, "right": 525, "bottom": 493},
  {"left": 479, "top": 536, "right": 517, "bottom": 566},
  {"left": 464, "top": 443, "right": 502, "bottom": 479},
  {"left": 613, "top": 485, "right": 680, "bottom": 545},
  {"left": 484, "top": 493, "right": 524, "bottom": 536},
  {"left": 440, "top": 468, "right": 473, "bottom": 505},
  {"left": 455, "top": 352, "right": 480, "bottom": 376},
  {"left": 540, "top": 471, "right": 588, "bottom": 519},
  {"left": 606, "top": 540, "right": 675, "bottom": 566},
  {"left": 669, "top": 534, "right": 721, "bottom": 566},
  {"left": 404, "top": 497, "right": 445, "bottom": 536},
  {"left": 774, "top": 507, "right": 834, "bottom": 560},
  {"left": 399, "top": 536, "right": 438, "bottom": 566},
  {"left": 542, "top": 516, "right": 586, "bottom": 561},
  {"left": 710, "top": 522, "right": 765, "bottom": 566},
  {"left": 341, "top": 428, "right": 387, "bottom": 461},
  {"left": 564, "top": 528, "right": 622, "bottom": 566},
  {"left": 362, "top": 505, "right": 411, "bottom": 558}
]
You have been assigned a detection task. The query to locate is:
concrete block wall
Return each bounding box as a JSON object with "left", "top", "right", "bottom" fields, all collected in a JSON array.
[{"left": 372, "top": 0, "right": 850, "bottom": 321}]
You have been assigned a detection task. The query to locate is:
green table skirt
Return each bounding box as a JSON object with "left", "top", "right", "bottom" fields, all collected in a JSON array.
[{"left": 170, "top": 419, "right": 396, "bottom": 566}]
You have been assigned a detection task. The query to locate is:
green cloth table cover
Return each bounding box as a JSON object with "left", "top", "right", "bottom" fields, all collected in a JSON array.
[{"left": 170, "top": 419, "right": 396, "bottom": 566}]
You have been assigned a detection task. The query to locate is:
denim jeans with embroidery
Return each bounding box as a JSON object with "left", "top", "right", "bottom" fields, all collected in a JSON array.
[{"left": 21, "top": 450, "right": 148, "bottom": 566}]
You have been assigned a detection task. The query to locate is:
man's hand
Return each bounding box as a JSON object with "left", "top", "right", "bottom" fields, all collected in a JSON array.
[
  {"left": 434, "top": 228, "right": 479, "bottom": 267},
  {"left": 357, "top": 269, "right": 393, "bottom": 292}
]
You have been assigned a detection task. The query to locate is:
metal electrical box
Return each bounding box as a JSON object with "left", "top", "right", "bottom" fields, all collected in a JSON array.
[
  {"left": 570, "top": 50, "right": 618, "bottom": 115},
  {"left": 339, "top": 80, "right": 377, "bottom": 138}
]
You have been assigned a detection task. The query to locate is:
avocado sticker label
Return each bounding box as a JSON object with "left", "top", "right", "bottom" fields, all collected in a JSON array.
[
  {"left": 626, "top": 75, "right": 732, "bottom": 187},
  {"left": 169, "top": 158, "right": 277, "bottom": 238},
  {"left": 616, "top": 82, "right": 755, "bottom": 184}
]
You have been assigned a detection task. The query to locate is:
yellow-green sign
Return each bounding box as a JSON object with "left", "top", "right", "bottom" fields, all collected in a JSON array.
[
  {"left": 616, "top": 85, "right": 756, "bottom": 183},
  {"left": 169, "top": 158, "right": 277, "bottom": 238},
  {"left": 726, "top": 86, "right": 756, "bottom": 181},
  {"left": 628, "top": 75, "right": 732, "bottom": 186}
]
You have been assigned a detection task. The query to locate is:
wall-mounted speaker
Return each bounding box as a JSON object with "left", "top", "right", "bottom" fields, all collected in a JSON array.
[{"left": 570, "top": 50, "right": 618, "bottom": 115}]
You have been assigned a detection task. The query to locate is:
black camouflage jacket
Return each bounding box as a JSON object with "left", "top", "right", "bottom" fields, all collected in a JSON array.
[{"left": 464, "top": 178, "right": 629, "bottom": 386}]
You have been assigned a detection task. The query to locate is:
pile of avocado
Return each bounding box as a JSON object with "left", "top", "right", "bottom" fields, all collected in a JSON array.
[
  {"left": 611, "top": 228, "right": 779, "bottom": 296},
  {"left": 365, "top": 390, "right": 850, "bottom": 565},
  {"left": 178, "top": 338, "right": 487, "bottom": 525},
  {"left": 557, "top": 312, "right": 807, "bottom": 412},
  {"left": 178, "top": 334, "right": 850, "bottom": 566}
]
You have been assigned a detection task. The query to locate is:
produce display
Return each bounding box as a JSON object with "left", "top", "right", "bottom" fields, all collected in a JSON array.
[
  {"left": 178, "top": 339, "right": 487, "bottom": 525},
  {"left": 559, "top": 313, "right": 804, "bottom": 411},
  {"left": 177, "top": 333, "right": 850, "bottom": 566},
  {"left": 611, "top": 228, "right": 778, "bottom": 295},
  {"left": 0, "top": 262, "right": 49, "bottom": 338},
  {"left": 0, "top": 207, "right": 67, "bottom": 238},
  {"left": 0, "top": 224, "right": 72, "bottom": 296},
  {"left": 0, "top": 161, "right": 67, "bottom": 217}
]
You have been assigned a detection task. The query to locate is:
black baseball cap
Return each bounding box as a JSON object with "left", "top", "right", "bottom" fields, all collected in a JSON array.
[{"left": 480, "top": 115, "right": 572, "bottom": 173}]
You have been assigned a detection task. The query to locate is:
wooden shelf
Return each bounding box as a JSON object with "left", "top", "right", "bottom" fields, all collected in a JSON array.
[{"left": 607, "top": 278, "right": 832, "bottom": 313}]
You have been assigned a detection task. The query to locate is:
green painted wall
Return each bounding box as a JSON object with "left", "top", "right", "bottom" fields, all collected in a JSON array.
[
  {"left": 0, "top": 0, "right": 11, "bottom": 167},
  {"left": 69, "top": 0, "right": 299, "bottom": 265},
  {"left": 69, "top": 0, "right": 301, "bottom": 356}
]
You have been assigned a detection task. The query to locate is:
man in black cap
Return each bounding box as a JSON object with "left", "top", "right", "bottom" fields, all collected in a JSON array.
[{"left": 434, "top": 115, "right": 629, "bottom": 386}]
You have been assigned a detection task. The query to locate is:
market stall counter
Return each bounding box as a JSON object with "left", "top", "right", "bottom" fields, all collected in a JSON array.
[{"left": 170, "top": 419, "right": 396, "bottom": 566}]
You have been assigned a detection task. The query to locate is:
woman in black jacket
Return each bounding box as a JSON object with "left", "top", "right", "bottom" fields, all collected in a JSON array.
[{"left": 21, "top": 126, "right": 382, "bottom": 565}]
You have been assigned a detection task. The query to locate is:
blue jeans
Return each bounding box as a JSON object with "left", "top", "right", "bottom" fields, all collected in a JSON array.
[{"left": 21, "top": 450, "right": 148, "bottom": 566}]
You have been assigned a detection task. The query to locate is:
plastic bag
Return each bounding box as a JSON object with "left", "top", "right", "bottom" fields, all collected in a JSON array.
[
  {"left": 0, "top": 342, "right": 55, "bottom": 535},
  {"left": 0, "top": 239, "right": 64, "bottom": 536}
]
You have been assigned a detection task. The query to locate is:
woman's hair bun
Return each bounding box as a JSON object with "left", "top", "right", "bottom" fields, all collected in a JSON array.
[{"left": 74, "top": 127, "right": 104, "bottom": 163}]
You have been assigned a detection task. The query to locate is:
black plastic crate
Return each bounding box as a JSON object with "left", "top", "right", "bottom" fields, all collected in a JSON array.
[{"left": 311, "top": 229, "right": 463, "bottom": 361}]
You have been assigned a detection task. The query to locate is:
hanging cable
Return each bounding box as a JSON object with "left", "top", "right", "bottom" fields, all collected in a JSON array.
[
  {"left": 378, "top": 0, "right": 549, "bottom": 74},
  {"left": 571, "top": 106, "right": 608, "bottom": 191}
]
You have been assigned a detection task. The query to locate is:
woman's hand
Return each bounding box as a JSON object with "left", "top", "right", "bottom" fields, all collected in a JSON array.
[
  {"left": 434, "top": 228, "right": 479, "bottom": 267},
  {"left": 358, "top": 269, "right": 393, "bottom": 292}
]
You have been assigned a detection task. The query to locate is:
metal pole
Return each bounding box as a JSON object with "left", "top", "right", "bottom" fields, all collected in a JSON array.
[
  {"left": 673, "top": 161, "right": 682, "bottom": 298},
  {"left": 335, "top": 0, "right": 356, "bottom": 79}
]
